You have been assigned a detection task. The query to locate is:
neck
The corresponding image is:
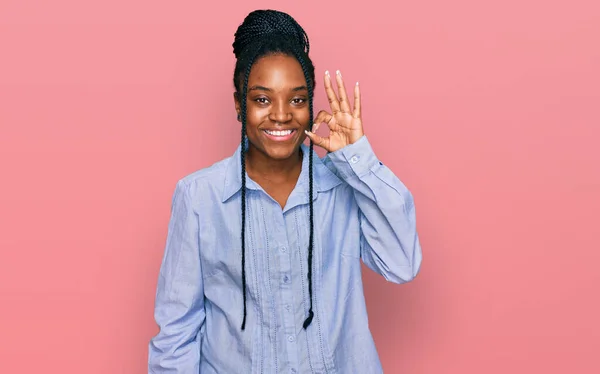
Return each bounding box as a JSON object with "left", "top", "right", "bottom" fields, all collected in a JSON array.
[{"left": 245, "top": 147, "right": 303, "bottom": 183}]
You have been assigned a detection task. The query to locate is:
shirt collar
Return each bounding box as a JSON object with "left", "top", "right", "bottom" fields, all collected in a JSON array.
[{"left": 222, "top": 143, "right": 342, "bottom": 203}]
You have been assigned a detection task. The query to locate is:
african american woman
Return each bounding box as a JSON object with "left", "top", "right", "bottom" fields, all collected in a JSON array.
[{"left": 148, "top": 9, "right": 422, "bottom": 374}]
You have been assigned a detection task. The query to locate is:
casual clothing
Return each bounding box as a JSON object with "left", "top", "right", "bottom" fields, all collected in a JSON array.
[{"left": 149, "top": 135, "right": 422, "bottom": 373}]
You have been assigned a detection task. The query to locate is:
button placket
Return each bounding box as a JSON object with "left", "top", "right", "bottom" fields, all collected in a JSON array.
[{"left": 273, "top": 209, "right": 300, "bottom": 370}]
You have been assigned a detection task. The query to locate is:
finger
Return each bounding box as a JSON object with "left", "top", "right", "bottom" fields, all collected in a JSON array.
[
  {"left": 323, "top": 71, "right": 341, "bottom": 114},
  {"left": 335, "top": 70, "right": 351, "bottom": 113},
  {"left": 313, "top": 121, "right": 321, "bottom": 133},
  {"left": 353, "top": 81, "right": 361, "bottom": 119},
  {"left": 313, "top": 110, "right": 333, "bottom": 132},
  {"left": 304, "top": 130, "right": 331, "bottom": 152}
]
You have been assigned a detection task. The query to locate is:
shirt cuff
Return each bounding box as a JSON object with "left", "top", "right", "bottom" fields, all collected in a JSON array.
[{"left": 325, "top": 135, "right": 380, "bottom": 180}]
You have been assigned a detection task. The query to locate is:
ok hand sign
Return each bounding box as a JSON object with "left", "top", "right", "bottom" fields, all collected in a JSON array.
[{"left": 305, "top": 70, "right": 364, "bottom": 152}]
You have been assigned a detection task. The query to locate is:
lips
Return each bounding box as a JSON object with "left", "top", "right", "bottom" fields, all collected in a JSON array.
[
  {"left": 264, "top": 129, "right": 293, "bottom": 136},
  {"left": 262, "top": 129, "right": 297, "bottom": 142}
]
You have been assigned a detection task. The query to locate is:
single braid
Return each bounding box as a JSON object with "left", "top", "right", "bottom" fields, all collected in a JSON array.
[
  {"left": 304, "top": 141, "right": 315, "bottom": 329},
  {"left": 240, "top": 87, "right": 247, "bottom": 331},
  {"left": 294, "top": 51, "right": 316, "bottom": 329},
  {"left": 240, "top": 44, "right": 261, "bottom": 331}
]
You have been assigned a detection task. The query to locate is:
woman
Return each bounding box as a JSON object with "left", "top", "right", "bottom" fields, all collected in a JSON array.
[{"left": 149, "top": 9, "right": 422, "bottom": 374}]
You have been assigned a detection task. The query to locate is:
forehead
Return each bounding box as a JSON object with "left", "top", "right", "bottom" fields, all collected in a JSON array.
[{"left": 248, "top": 54, "right": 306, "bottom": 88}]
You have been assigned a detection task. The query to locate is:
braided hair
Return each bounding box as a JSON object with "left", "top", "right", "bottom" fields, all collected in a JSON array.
[{"left": 232, "top": 9, "right": 316, "bottom": 331}]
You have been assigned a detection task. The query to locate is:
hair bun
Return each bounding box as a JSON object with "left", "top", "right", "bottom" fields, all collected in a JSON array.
[{"left": 232, "top": 9, "right": 309, "bottom": 58}]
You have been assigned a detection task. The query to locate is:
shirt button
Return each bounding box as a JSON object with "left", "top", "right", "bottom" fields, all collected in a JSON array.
[
  {"left": 350, "top": 155, "right": 359, "bottom": 164},
  {"left": 283, "top": 275, "right": 290, "bottom": 283},
  {"left": 285, "top": 304, "right": 291, "bottom": 312},
  {"left": 287, "top": 335, "right": 295, "bottom": 342},
  {"left": 291, "top": 369, "right": 297, "bottom": 374},
  {"left": 280, "top": 246, "right": 287, "bottom": 253}
]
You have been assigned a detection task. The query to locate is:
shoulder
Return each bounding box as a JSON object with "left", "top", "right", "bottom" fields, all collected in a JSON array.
[
  {"left": 173, "top": 153, "right": 235, "bottom": 203},
  {"left": 180, "top": 156, "right": 230, "bottom": 186}
]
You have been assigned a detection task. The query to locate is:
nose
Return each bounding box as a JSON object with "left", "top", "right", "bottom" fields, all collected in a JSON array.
[{"left": 268, "top": 101, "right": 292, "bottom": 124}]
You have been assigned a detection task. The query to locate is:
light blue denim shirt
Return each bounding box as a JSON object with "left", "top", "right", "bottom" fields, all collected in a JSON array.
[{"left": 148, "top": 135, "right": 422, "bottom": 373}]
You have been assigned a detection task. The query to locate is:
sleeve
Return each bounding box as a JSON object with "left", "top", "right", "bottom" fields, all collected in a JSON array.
[
  {"left": 324, "top": 135, "right": 422, "bottom": 284},
  {"left": 148, "top": 179, "right": 205, "bottom": 373}
]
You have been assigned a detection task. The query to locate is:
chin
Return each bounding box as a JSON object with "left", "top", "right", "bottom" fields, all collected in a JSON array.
[
  {"left": 264, "top": 145, "right": 300, "bottom": 160},
  {"left": 246, "top": 134, "right": 303, "bottom": 161}
]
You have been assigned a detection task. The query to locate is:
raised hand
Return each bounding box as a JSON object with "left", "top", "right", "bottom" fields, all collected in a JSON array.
[{"left": 305, "top": 70, "right": 364, "bottom": 152}]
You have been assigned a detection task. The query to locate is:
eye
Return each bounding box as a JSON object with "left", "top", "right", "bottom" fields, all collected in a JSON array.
[
  {"left": 254, "top": 97, "right": 270, "bottom": 104},
  {"left": 291, "top": 98, "right": 306, "bottom": 105}
]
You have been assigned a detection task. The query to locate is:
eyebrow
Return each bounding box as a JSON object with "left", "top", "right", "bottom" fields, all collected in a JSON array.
[{"left": 248, "top": 85, "right": 308, "bottom": 93}]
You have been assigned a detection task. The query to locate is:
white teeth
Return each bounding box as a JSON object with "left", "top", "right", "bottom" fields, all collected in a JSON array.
[{"left": 265, "top": 130, "right": 293, "bottom": 136}]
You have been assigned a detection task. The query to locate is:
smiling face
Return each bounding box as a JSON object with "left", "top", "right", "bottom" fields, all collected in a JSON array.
[{"left": 235, "top": 54, "right": 310, "bottom": 162}]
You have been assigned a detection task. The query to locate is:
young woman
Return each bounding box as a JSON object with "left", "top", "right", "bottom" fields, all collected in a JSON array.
[{"left": 149, "top": 9, "right": 422, "bottom": 374}]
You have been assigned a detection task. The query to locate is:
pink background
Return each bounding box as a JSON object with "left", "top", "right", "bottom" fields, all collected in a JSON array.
[{"left": 1, "top": 0, "right": 599, "bottom": 373}]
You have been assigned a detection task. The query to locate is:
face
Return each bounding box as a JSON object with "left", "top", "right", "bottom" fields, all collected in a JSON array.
[{"left": 234, "top": 54, "right": 310, "bottom": 162}]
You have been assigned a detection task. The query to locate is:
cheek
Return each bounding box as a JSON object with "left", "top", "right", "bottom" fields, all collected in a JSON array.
[
  {"left": 245, "top": 107, "right": 266, "bottom": 129},
  {"left": 295, "top": 107, "right": 310, "bottom": 126}
]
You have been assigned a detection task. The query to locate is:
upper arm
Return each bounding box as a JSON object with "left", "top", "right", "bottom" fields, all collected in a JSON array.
[{"left": 149, "top": 180, "right": 205, "bottom": 372}]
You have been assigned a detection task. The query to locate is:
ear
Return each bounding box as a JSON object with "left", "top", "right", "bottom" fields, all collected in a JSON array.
[{"left": 233, "top": 92, "right": 241, "bottom": 122}]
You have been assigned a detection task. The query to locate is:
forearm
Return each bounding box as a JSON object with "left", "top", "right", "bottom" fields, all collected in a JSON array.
[{"left": 324, "top": 136, "right": 422, "bottom": 283}]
